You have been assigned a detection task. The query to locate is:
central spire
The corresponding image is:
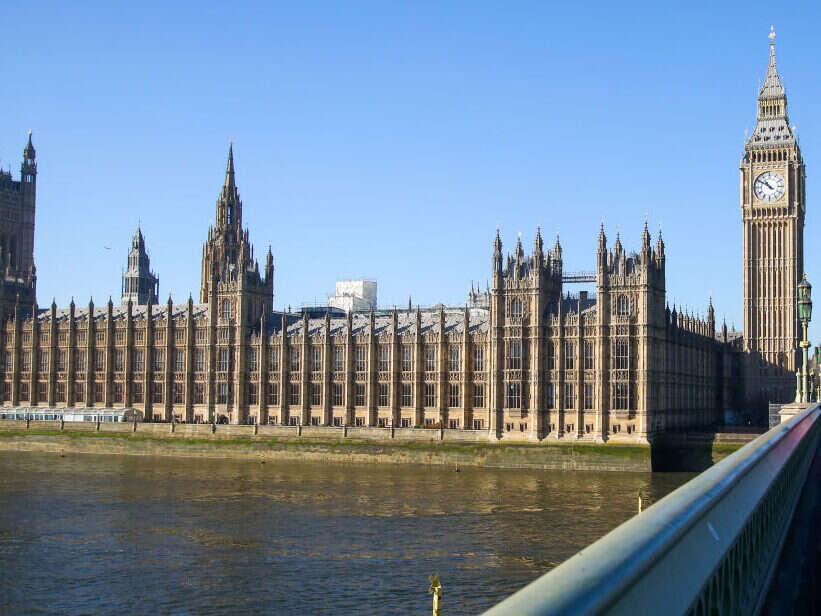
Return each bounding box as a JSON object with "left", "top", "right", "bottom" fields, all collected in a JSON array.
[
  {"left": 760, "top": 26, "right": 785, "bottom": 100},
  {"left": 225, "top": 141, "right": 235, "bottom": 189}
]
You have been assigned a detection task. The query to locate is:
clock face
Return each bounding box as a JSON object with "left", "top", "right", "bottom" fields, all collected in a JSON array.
[{"left": 754, "top": 171, "right": 785, "bottom": 202}]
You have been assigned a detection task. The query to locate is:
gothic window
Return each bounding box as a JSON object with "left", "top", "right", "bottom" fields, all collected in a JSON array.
[
  {"left": 424, "top": 383, "right": 436, "bottom": 407},
  {"left": 290, "top": 348, "right": 300, "bottom": 372},
  {"left": 614, "top": 383, "right": 630, "bottom": 410},
  {"left": 614, "top": 340, "right": 630, "bottom": 370},
  {"left": 38, "top": 382, "right": 47, "bottom": 403},
  {"left": 20, "top": 382, "right": 29, "bottom": 402},
  {"left": 449, "top": 384, "right": 460, "bottom": 408},
  {"left": 217, "top": 383, "right": 229, "bottom": 404},
  {"left": 378, "top": 346, "right": 389, "bottom": 372},
  {"left": 221, "top": 299, "right": 232, "bottom": 320},
  {"left": 113, "top": 382, "right": 123, "bottom": 404},
  {"left": 449, "top": 347, "right": 460, "bottom": 372},
  {"left": 333, "top": 347, "right": 344, "bottom": 372},
  {"left": 616, "top": 295, "right": 631, "bottom": 316},
  {"left": 565, "top": 342, "right": 575, "bottom": 370},
  {"left": 312, "top": 348, "right": 322, "bottom": 372},
  {"left": 1, "top": 352, "right": 9, "bottom": 373},
  {"left": 288, "top": 383, "right": 300, "bottom": 406},
  {"left": 133, "top": 330, "right": 142, "bottom": 344},
  {"left": 196, "top": 329, "right": 206, "bottom": 344},
  {"left": 378, "top": 383, "right": 389, "bottom": 407},
  {"left": 94, "top": 382, "right": 104, "bottom": 403},
  {"left": 152, "top": 383, "right": 163, "bottom": 404},
  {"left": 174, "top": 383, "right": 185, "bottom": 404},
  {"left": 267, "top": 383, "right": 279, "bottom": 406},
  {"left": 193, "top": 383, "right": 205, "bottom": 404},
  {"left": 545, "top": 383, "right": 555, "bottom": 409},
  {"left": 38, "top": 350, "right": 49, "bottom": 372},
  {"left": 510, "top": 298, "right": 522, "bottom": 318},
  {"left": 195, "top": 349, "right": 205, "bottom": 372},
  {"left": 401, "top": 347, "right": 413, "bottom": 372},
  {"left": 425, "top": 347, "right": 436, "bottom": 372},
  {"left": 506, "top": 341, "right": 522, "bottom": 370},
  {"left": 546, "top": 342, "right": 555, "bottom": 370},
  {"left": 247, "top": 349, "right": 257, "bottom": 372},
  {"left": 175, "top": 329, "right": 185, "bottom": 343},
  {"left": 94, "top": 350, "right": 105, "bottom": 372},
  {"left": 584, "top": 342, "right": 594, "bottom": 370},
  {"left": 355, "top": 347, "right": 366, "bottom": 372},
  {"left": 56, "top": 383, "right": 66, "bottom": 403},
  {"left": 132, "top": 383, "right": 141, "bottom": 403},
  {"left": 311, "top": 383, "right": 321, "bottom": 406},
  {"left": 269, "top": 348, "right": 279, "bottom": 372},
  {"left": 22, "top": 351, "right": 31, "bottom": 372},
  {"left": 506, "top": 382, "right": 521, "bottom": 409},
  {"left": 473, "top": 384, "right": 485, "bottom": 408},
  {"left": 401, "top": 383, "right": 413, "bottom": 407},
  {"left": 565, "top": 383, "right": 575, "bottom": 408},
  {"left": 114, "top": 350, "right": 123, "bottom": 372},
  {"left": 584, "top": 383, "right": 594, "bottom": 409},
  {"left": 153, "top": 350, "right": 164, "bottom": 372},
  {"left": 333, "top": 383, "right": 343, "bottom": 406},
  {"left": 473, "top": 347, "right": 485, "bottom": 372},
  {"left": 218, "top": 349, "right": 229, "bottom": 372},
  {"left": 133, "top": 350, "right": 143, "bottom": 372},
  {"left": 354, "top": 384, "right": 365, "bottom": 406}
]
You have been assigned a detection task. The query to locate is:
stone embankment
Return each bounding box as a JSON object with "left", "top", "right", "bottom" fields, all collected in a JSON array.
[{"left": 0, "top": 420, "right": 753, "bottom": 472}]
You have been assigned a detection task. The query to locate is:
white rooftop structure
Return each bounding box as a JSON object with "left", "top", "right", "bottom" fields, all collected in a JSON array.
[{"left": 328, "top": 279, "right": 377, "bottom": 313}]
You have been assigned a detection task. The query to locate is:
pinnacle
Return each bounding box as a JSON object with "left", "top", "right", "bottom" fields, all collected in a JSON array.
[{"left": 224, "top": 141, "right": 235, "bottom": 188}]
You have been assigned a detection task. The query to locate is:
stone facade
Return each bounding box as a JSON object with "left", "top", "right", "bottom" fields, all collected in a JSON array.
[{"left": 0, "top": 32, "right": 806, "bottom": 441}]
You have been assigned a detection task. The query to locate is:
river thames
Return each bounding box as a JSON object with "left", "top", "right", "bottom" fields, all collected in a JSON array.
[{"left": 0, "top": 452, "right": 692, "bottom": 614}]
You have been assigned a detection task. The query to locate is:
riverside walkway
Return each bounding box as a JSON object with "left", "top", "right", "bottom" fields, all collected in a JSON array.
[{"left": 483, "top": 403, "right": 820, "bottom": 616}]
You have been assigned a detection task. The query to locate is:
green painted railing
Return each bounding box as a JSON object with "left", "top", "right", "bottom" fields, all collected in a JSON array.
[{"left": 483, "top": 404, "right": 820, "bottom": 616}]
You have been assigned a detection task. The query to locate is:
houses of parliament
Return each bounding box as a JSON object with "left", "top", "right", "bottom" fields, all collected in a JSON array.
[{"left": 0, "top": 33, "right": 807, "bottom": 442}]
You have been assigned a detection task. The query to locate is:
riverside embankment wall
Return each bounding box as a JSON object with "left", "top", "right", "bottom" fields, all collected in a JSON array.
[{"left": 0, "top": 420, "right": 753, "bottom": 471}]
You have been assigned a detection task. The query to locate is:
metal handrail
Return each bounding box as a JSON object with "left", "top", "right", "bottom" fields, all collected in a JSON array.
[{"left": 484, "top": 403, "right": 821, "bottom": 616}]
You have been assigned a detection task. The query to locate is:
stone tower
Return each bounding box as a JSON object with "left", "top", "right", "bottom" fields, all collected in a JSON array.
[
  {"left": 0, "top": 132, "right": 37, "bottom": 319},
  {"left": 740, "top": 28, "right": 805, "bottom": 402},
  {"left": 121, "top": 226, "right": 159, "bottom": 305},
  {"left": 200, "top": 143, "right": 273, "bottom": 324}
]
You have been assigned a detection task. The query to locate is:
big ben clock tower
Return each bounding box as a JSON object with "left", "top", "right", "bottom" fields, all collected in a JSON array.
[{"left": 741, "top": 27, "right": 806, "bottom": 402}]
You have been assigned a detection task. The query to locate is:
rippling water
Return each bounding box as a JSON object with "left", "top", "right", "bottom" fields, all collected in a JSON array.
[{"left": 0, "top": 452, "right": 692, "bottom": 614}]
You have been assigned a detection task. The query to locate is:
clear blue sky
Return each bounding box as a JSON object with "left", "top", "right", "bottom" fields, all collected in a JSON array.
[{"left": 2, "top": 1, "right": 818, "bottom": 340}]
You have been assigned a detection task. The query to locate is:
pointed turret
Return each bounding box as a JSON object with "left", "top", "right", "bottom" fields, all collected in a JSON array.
[
  {"left": 225, "top": 141, "right": 235, "bottom": 189},
  {"left": 23, "top": 131, "right": 35, "bottom": 165},
  {"left": 656, "top": 225, "right": 665, "bottom": 260},
  {"left": 493, "top": 229, "right": 503, "bottom": 274},
  {"left": 747, "top": 27, "right": 795, "bottom": 148},
  {"left": 122, "top": 226, "right": 159, "bottom": 306},
  {"left": 533, "top": 226, "right": 543, "bottom": 260},
  {"left": 641, "top": 220, "right": 651, "bottom": 254}
]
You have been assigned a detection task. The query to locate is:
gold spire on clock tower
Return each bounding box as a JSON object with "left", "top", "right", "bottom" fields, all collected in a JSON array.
[{"left": 741, "top": 26, "right": 806, "bottom": 402}]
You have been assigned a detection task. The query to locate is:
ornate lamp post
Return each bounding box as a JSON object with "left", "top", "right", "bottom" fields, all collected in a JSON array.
[{"left": 796, "top": 274, "right": 812, "bottom": 402}]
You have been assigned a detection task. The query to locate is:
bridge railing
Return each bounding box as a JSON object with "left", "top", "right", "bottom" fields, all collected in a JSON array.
[{"left": 483, "top": 403, "right": 820, "bottom": 616}]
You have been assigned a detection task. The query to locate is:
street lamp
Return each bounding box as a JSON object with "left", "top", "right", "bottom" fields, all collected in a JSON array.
[{"left": 796, "top": 274, "right": 813, "bottom": 402}]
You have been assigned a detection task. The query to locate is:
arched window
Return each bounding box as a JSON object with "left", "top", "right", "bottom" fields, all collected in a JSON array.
[
  {"left": 506, "top": 341, "right": 522, "bottom": 370},
  {"left": 221, "top": 299, "right": 232, "bottom": 320},
  {"left": 616, "top": 295, "right": 631, "bottom": 316},
  {"left": 510, "top": 298, "right": 522, "bottom": 318}
]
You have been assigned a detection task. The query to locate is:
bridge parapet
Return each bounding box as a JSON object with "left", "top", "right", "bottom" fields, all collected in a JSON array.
[{"left": 484, "top": 403, "right": 820, "bottom": 616}]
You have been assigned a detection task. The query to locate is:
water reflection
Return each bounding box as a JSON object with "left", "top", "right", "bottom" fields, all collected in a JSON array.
[{"left": 0, "top": 452, "right": 692, "bottom": 615}]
